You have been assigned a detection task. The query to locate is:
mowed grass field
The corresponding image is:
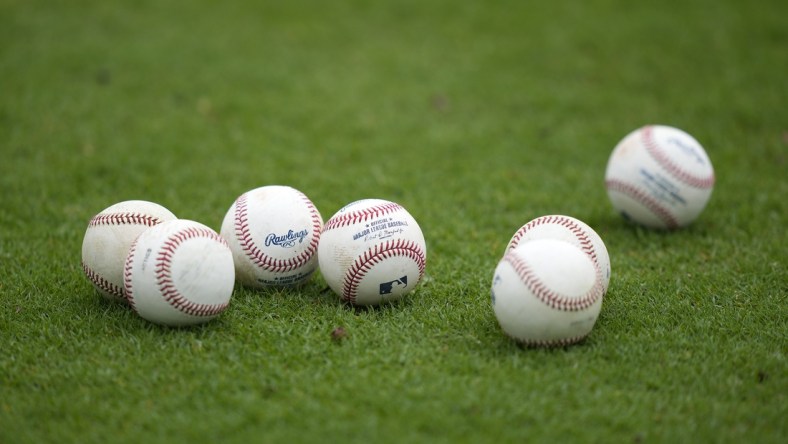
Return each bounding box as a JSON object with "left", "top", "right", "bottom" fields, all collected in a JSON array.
[{"left": 1, "top": 0, "right": 786, "bottom": 442}]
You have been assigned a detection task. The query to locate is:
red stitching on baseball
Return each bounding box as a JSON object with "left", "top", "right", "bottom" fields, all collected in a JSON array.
[
  {"left": 83, "top": 261, "right": 125, "bottom": 299},
  {"left": 123, "top": 239, "right": 139, "bottom": 308},
  {"left": 605, "top": 179, "right": 679, "bottom": 229},
  {"left": 149, "top": 227, "right": 230, "bottom": 317},
  {"left": 510, "top": 333, "right": 589, "bottom": 348},
  {"left": 509, "top": 216, "right": 598, "bottom": 265},
  {"left": 88, "top": 212, "right": 164, "bottom": 227},
  {"left": 502, "top": 250, "right": 602, "bottom": 312},
  {"left": 234, "top": 191, "right": 321, "bottom": 273},
  {"left": 641, "top": 126, "right": 715, "bottom": 189},
  {"left": 323, "top": 202, "right": 403, "bottom": 232},
  {"left": 341, "top": 239, "right": 426, "bottom": 304}
]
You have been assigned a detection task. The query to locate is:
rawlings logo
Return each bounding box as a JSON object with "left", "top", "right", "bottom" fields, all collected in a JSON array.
[{"left": 264, "top": 229, "right": 309, "bottom": 248}]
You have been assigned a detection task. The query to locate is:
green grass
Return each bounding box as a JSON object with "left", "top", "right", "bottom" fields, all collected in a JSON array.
[{"left": 1, "top": 0, "right": 786, "bottom": 442}]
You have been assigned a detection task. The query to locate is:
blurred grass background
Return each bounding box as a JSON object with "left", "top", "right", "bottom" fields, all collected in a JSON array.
[{"left": 1, "top": 0, "right": 786, "bottom": 442}]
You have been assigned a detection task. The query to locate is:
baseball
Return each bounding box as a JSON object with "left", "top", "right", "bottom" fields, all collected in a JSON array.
[
  {"left": 81, "top": 200, "right": 177, "bottom": 302},
  {"left": 220, "top": 185, "right": 323, "bottom": 288},
  {"left": 491, "top": 239, "right": 604, "bottom": 347},
  {"left": 124, "top": 219, "right": 234, "bottom": 326},
  {"left": 318, "top": 199, "right": 427, "bottom": 306},
  {"left": 605, "top": 125, "right": 715, "bottom": 229},
  {"left": 505, "top": 215, "right": 611, "bottom": 294}
]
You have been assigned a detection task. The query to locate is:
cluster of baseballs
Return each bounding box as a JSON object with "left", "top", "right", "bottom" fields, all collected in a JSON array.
[
  {"left": 81, "top": 187, "right": 427, "bottom": 327},
  {"left": 490, "top": 124, "right": 715, "bottom": 346},
  {"left": 81, "top": 124, "right": 714, "bottom": 344}
]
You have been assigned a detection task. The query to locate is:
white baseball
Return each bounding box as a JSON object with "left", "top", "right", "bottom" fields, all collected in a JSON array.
[
  {"left": 124, "top": 219, "right": 234, "bottom": 326},
  {"left": 318, "top": 199, "right": 427, "bottom": 306},
  {"left": 505, "top": 215, "right": 611, "bottom": 294},
  {"left": 220, "top": 185, "right": 323, "bottom": 288},
  {"left": 491, "top": 239, "right": 604, "bottom": 347},
  {"left": 605, "top": 125, "right": 715, "bottom": 229},
  {"left": 81, "top": 200, "right": 177, "bottom": 302}
]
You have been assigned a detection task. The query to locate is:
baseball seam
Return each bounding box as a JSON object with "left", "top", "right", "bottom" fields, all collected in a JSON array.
[
  {"left": 124, "top": 238, "right": 140, "bottom": 309},
  {"left": 341, "top": 239, "right": 427, "bottom": 304},
  {"left": 509, "top": 332, "right": 590, "bottom": 348},
  {"left": 88, "top": 212, "right": 165, "bottom": 228},
  {"left": 605, "top": 179, "right": 679, "bottom": 229},
  {"left": 508, "top": 216, "right": 598, "bottom": 266},
  {"left": 323, "top": 202, "right": 403, "bottom": 232},
  {"left": 503, "top": 250, "right": 602, "bottom": 312},
  {"left": 151, "top": 227, "right": 230, "bottom": 317},
  {"left": 83, "top": 261, "right": 125, "bottom": 299},
  {"left": 234, "top": 191, "right": 322, "bottom": 273},
  {"left": 642, "top": 125, "right": 715, "bottom": 189}
]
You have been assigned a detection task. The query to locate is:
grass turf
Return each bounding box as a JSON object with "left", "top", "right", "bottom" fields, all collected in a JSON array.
[{"left": 1, "top": 0, "right": 786, "bottom": 442}]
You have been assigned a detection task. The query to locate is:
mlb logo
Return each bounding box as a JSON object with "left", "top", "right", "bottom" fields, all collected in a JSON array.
[{"left": 379, "top": 276, "right": 408, "bottom": 295}]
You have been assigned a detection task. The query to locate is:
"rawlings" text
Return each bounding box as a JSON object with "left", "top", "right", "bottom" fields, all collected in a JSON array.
[{"left": 265, "top": 229, "right": 309, "bottom": 248}]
